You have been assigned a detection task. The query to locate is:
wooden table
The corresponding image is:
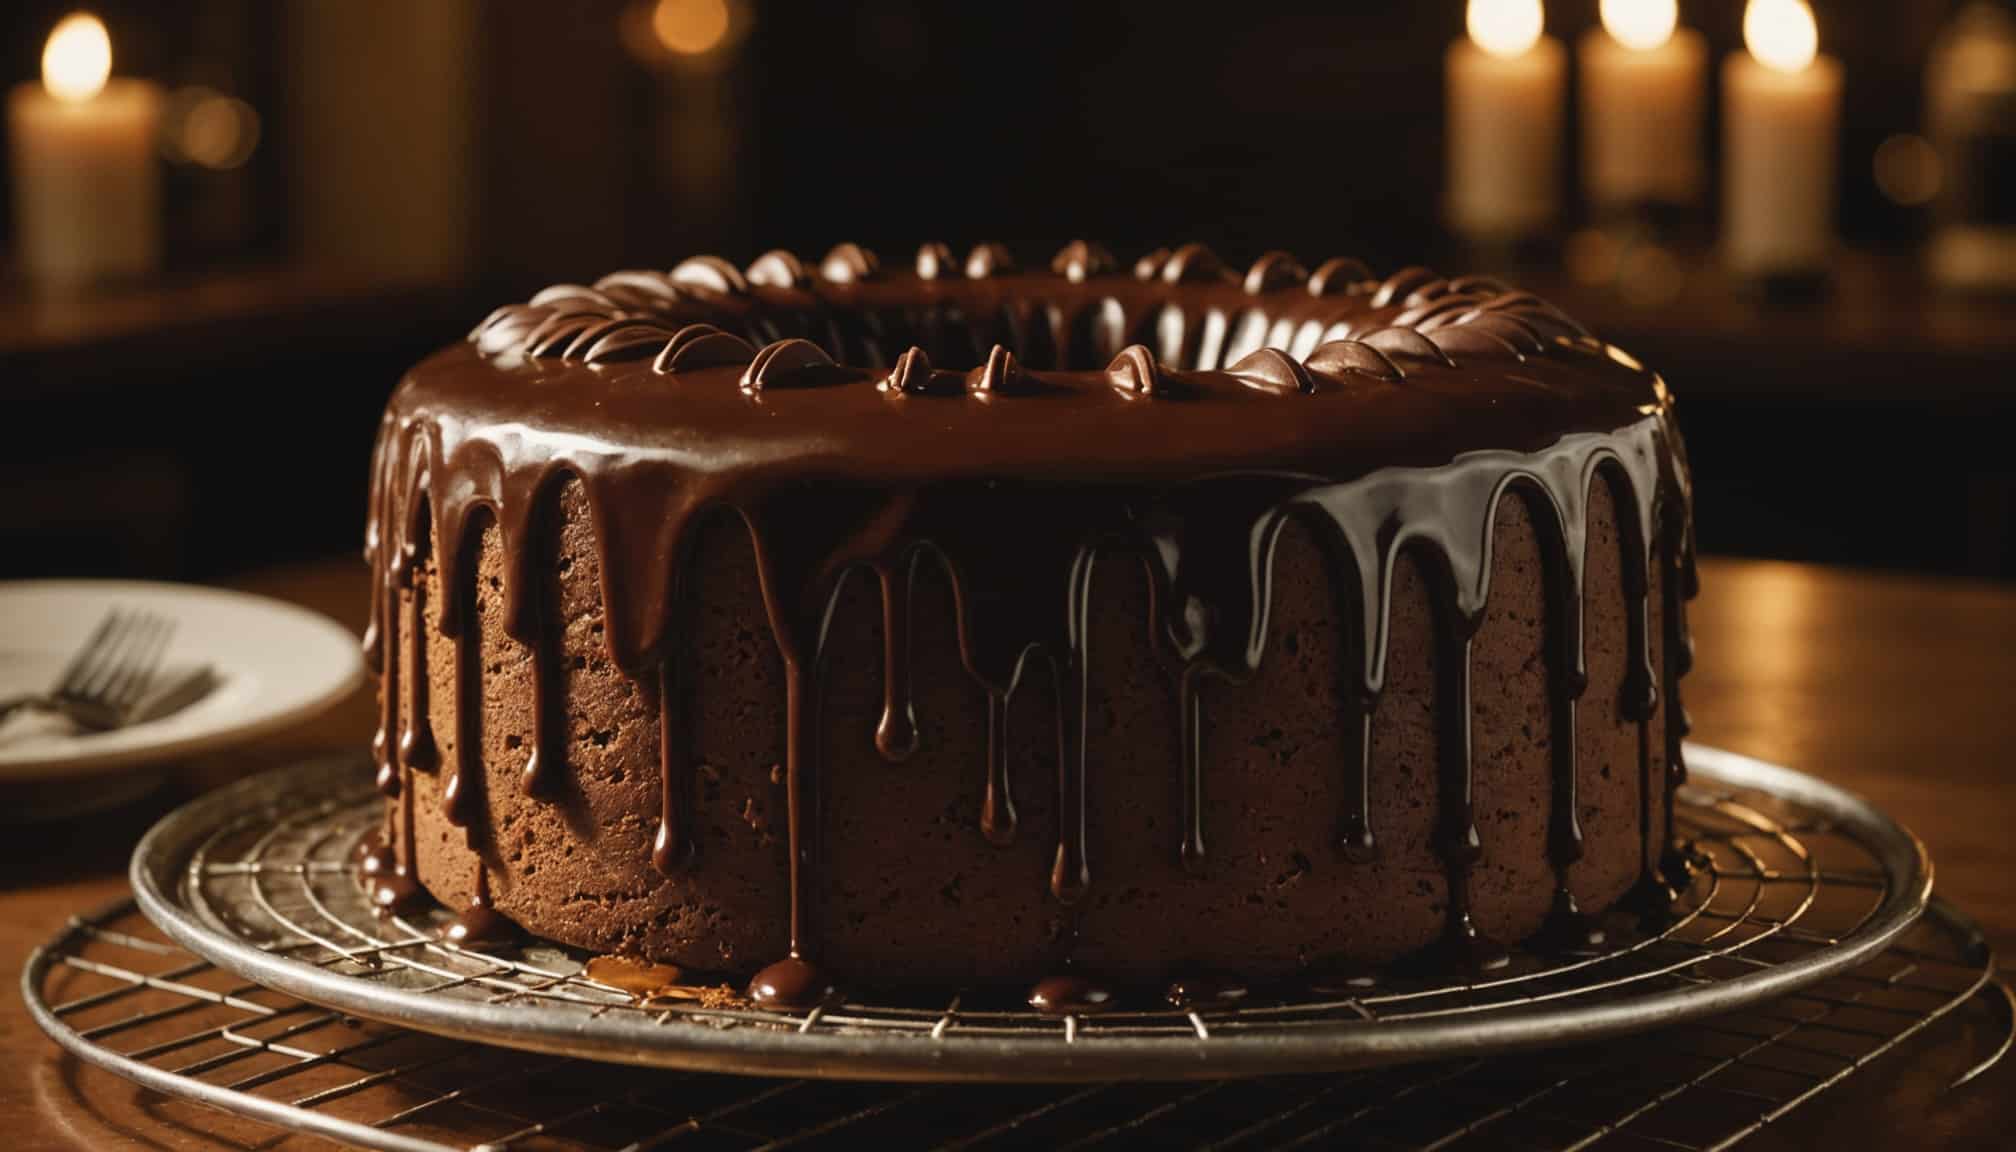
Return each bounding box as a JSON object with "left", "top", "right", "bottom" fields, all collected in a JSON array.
[{"left": 3, "top": 556, "right": 2013, "bottom": 1149}]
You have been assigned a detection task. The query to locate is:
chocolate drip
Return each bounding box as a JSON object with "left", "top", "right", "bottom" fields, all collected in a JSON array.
[
  {"left": 1431, "top": 623, "right": 1510, "bottom": 974},
  {"left": 369, "top": 753, "right": 425, "bottom": 916},
  {"left": 1050, "top": 550, "right": 1095, "bottom": 904},
  {"left": 444, "top": 575, "right": 482, "bottom": 837},
  {"left": 1339, "top": 697, "right": 1376, "bottom": 859},
  {"left": 1659, "top": 504, "right": 1696, "bottom": 887},
  {"left": 367, "top": 247, "right": 1696, "bottom": 990},
  {"left": 399, "top": 551, "right": 439, "bottom": 773},
  {"left": 652, "top": 659, "right": 693, "bottom": 873},
  {"left": 1620, "top": 493, "right": 1666, "bottom": 911},
  {"left": 372, "top": 531, "right": 403, "bottom": 797},
  {"left": 874, "top": 558, "right": 920, "bottom": 762},
  {"left": 1530, "top": 475, "right": 1601, "bottom": 948},
  {"left": 444, "top": 863, "right": 518, "bottom": 947},
  {"left": 354, "top": 830, "right": 394, "bottom": 881},
  {"left": 979, "top": 690, "right": 1017, "bottom": 845},
  {"left": 361, "top": 412, "right": 393, "bottom": 673},
  {"left": 1177, "top": 665, "right": 1208, "bottom": 868},
  {"left": 520, "top": 576, "right": 562, "bottom": 797}
]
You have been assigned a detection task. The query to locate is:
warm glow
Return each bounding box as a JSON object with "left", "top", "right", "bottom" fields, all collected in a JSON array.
[
  {"left": 1467, "top": 0, "right": 1545, "bottom": 58},
  {"left": 1873, "top": 133, "right": 1941, "bottom": 206},
  {"left": 652, "top": 0, "right": 730, "bottom": 56},
  {"left": 177, "top": 89, "right": 260, "bottom": 170},
  {"left": 1743, "top": 0, "right": 1818, "bottom": 74},
  {"left": 1600, "top": 0, "right": 1677, "bottom": 51},
  {"left": 41, "top": 12, "right": 111, "bottom": 102}
]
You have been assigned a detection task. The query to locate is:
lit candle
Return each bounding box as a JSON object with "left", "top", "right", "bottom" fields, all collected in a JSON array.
[
  {"left": 8, "top": 13, "right": 161, "bottom": 284},
  {"left": 1445, "top": 0, "right": 1566, "bottom": 242},
  {"left": 1578, "top": 0, "right": 1706, "bottom": 212},
  {"left": 1721, "top": 0, "right": 1841, "bottom": 279}
]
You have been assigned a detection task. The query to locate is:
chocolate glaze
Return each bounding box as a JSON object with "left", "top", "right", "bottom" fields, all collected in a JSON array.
[{"left": 366, "top": 242, "right": 1695, "bottom": 1002}]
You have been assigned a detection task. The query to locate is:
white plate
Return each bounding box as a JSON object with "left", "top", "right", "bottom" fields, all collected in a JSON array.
[{"left": 0, "top": 580, "right": 364, "bottom": 780}]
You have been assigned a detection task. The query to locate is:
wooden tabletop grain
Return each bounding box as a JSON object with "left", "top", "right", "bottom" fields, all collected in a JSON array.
[{"left": 3, "top": 556, "right": 2013, "bottom": 1150}]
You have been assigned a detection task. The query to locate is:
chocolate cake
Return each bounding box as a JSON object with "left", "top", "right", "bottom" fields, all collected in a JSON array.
[{"left": 361, "top": 241, "right": 1697, "bottom": 1010}]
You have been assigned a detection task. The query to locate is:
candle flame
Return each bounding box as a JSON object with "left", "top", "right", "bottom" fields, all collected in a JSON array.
[
  {"left": 42, "top": 12, "right": 111, "bottom": 103},
  {"left": 1743, "top": 0, "right": 1818, "bottom": 74},
  {"left": 1467, "top": 0, "right": 1545, "bottom": 59},
  {"left": 1600, "top": 0, "right": 1677, "bottom": 52},
  {"left": 652, "top": 0, "right": 731, "bottom": 56}
]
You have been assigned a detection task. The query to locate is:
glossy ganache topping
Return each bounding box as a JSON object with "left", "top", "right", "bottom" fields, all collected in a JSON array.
[{"left": 366, "top": 242, "right": 1696, "bottom": 1009}]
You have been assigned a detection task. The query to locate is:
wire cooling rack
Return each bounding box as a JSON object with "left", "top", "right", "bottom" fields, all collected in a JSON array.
[
  {"left": 116, "top": 746, "right": 1929, "bottom": 1081},
  {"left": 25, "top": 896, "right": 2009, "bottom": 1151}
]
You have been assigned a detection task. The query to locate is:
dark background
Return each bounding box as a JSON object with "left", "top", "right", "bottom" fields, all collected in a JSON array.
[{"left": 5, "top": 0, "right": 2013, "bottom": 580}]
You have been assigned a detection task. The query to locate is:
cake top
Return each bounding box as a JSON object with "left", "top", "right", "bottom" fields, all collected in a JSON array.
[
  {"left": 421, "top": 241, "right": 1667, "bottom": 487},
  {"left": 376, "top": 241, "right": 1687, "bottom": 681}
]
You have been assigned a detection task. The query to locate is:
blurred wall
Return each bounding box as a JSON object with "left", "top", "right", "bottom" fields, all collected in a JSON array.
[{"left": 286, "top": 0, "right": 478, "bottom": 281}]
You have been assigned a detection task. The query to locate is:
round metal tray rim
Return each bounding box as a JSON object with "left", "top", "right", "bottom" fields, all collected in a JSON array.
[{"left": 124, "top": 743, "right": 1934, "bottom": 1082}]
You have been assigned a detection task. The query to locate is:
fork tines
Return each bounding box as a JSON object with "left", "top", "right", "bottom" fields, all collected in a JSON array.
[{"left": 59, "top": 608, "right": 176, "bottom": 719}]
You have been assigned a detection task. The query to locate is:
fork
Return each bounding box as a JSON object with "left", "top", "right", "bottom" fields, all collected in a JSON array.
[{"left": 0, "top": 609, "right": 177, "bottom": 731}]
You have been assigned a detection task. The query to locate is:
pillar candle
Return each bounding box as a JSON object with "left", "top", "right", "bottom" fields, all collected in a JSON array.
[
  {"left": 1446, "top": 0, "right": 1566, "bottom": 242},
  {"left": 1579, "top": 0, "right": 1706, "bottom": 210},
  {"left": 1722, "top": 0, "right": 1841, "bottom": 278},
  {"left": 7, "top": 14, "right": 161, "bottom": 284}
]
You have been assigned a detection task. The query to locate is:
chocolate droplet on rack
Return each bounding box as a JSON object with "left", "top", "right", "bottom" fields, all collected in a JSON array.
[
  {"left": 353, "top": 831, "right": 395, "bottom": 879},
  {"left": 443, "top": 901, "right": 518, "bottom": 947},
  {"left": 1165, "top": 973, "right": 1251, "bottom": 1008},
  {"left": 368, "top": 869, "right": 426, "bottom": 917},
  {"left": 1028, "top": 973, "right": 1115, "bottom": 1015},
  {"left": 1535, "top": 891, "right": 1608, "bottom": 952},
  {"left": 747, "top": 956, "right": 834, "bottom": 1010}
]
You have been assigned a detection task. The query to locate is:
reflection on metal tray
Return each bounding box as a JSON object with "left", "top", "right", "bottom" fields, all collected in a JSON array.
[
  {"left": 116, "top": 745, "right": 1930, "bottom": 1081},
  {"left": 25, "top": 897, "right": 2009, "bottom": 1151}
]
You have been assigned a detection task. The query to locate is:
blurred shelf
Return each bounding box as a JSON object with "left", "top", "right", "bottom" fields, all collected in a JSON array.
[
  {"left": 5, "top": 267, "right": 474, "bottom": 581},
  {"left": 1533, "top": 249, "right": 2016, "bottom": 400},
  {"left": 3, "top": 267, "right": 470, "bottom": 398}
]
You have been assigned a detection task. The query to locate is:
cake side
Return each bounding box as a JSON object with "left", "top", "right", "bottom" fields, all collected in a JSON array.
[{"left": 397, "top": 471, "right": 1667, "bottom": 986}]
